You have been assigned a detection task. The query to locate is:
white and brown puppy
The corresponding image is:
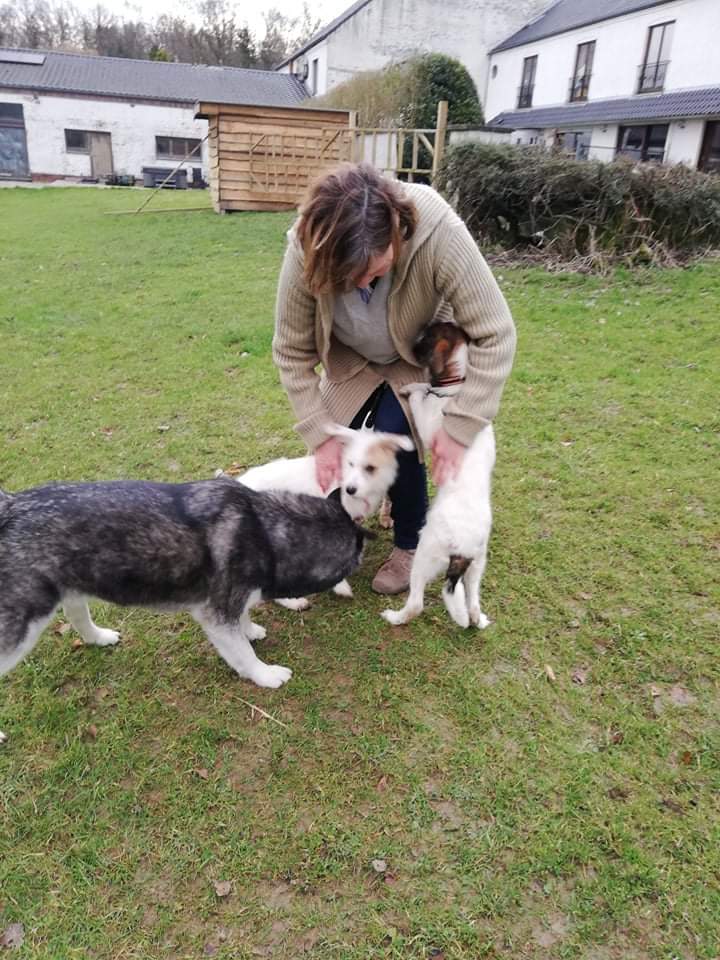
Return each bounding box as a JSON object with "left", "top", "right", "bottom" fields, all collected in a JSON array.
[
  {"left": 382, "top": 322, "right": 495, "bottom": 629},
  {"left": 236, "top": 425, "right": 414, "bottom": 609}
]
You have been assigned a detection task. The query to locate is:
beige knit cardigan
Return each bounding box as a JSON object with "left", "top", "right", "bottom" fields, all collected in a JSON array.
[{"left": 272, "top": 182, "right": 516, "bottom": 454}]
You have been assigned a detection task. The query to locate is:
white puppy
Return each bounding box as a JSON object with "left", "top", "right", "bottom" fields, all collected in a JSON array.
[
  {"left": 237, "top": 425, "right": 414, "bottom": 609},
  {"left": 382, "top": 323, "right": 494, "bottom": 629}
]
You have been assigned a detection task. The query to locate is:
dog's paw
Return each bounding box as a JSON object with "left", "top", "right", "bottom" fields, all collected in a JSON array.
[
  {"left": 469, "top": 609, "right": 491, "bottom": 629},
  {"left": 381, "top": 607, "right": 406, "bottom": 626},
  {"left": 90, "top": 628, "right": 121, "bottom": 647},
  {"left": 398, "top": 382, "right": 428, "bottom": 398},
  {"left": 246, "top": 621, "right": 267, "bottom": 642},
  {"left": 332, "top": 579, "right": 353, "bottom": 599},
  {"left": 0, "top": 730, "right": 7, "bottom": 746},
  {"left": 251, "top": 664, "right": 292, "bottom": 688},
  {"left": 275, "top": 596, "right": 311, "bottom": 611}
]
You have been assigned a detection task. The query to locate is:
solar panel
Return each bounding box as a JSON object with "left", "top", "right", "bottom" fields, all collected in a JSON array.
[{"left": 0, "top": 51, "right": 46, "bottom": 66}]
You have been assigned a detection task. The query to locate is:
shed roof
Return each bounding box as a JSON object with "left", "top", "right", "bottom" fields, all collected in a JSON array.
[
  {"left": 489, "top": 85, "right": 720, "bottom": 128},
  {"left": 0, "top": 46, "right": 308, "bottom": 107},
  {"left": 491, "top": 0, "right": 677, "bottom": 54}
]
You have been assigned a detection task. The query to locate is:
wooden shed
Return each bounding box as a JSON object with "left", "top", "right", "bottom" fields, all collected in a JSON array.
[{"left": 195, "top": 101, "right": 353, "bottom": 213}]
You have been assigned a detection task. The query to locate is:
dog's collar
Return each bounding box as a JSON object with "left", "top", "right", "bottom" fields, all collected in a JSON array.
[{"left": 431, "top": 375, "right": 464, "bottom": 388}]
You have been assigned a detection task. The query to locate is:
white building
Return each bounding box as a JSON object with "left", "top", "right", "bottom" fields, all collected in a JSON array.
[
  {"left": 276, "top": 0, "right": 549, "bottom": 104},
  {"left": 484, "top": 0, "right": 720, "bottom": 172},
  {"left": 0, "top": 48, "right": 307, "bottom": 183}
]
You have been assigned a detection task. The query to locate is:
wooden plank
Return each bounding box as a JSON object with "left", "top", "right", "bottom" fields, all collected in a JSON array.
[{"left": 220, "top": 197, "right": 298, "bottom": 212}]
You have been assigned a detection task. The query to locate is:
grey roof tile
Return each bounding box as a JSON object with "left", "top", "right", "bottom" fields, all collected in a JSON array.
[
  {"left": 0, "top": 46, "right": 308, "bottom": 107},
  {"left": 492, "top": 0, "right": 677, "bottom": 53},
  {"left": 489, "top": 86, "right": 720, "bottom": 127}
]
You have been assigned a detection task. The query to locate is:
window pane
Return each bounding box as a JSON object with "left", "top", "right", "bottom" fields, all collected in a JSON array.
[
  {"left": 65, "top": 129, "right": 87, "bottom": 151},
  {"left": 156, "top": 136, "right": 170, "bottom": 156},
  {"left": 658, "top": 21, "right": 674, "bottom": 60},
  {"left": 0, "top": 102, "right": 24, "bottom": 122}
]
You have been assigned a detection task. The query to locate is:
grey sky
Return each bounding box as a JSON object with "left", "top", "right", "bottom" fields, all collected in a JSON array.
[{"left": 77, "top": 0, "right": 350, "bottom": 40}]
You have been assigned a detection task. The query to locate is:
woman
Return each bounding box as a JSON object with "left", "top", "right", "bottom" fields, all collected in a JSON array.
[{"left": 272, "top": 163, "right": 516, "bottom": 595}]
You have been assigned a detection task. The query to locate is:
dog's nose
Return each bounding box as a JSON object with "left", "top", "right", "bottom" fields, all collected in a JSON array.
[{"left": 345, "top": 485, "right": 357, "bottom": 496}]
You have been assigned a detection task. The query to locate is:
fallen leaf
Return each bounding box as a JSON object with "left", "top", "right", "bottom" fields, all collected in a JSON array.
[
  {"left": 195, "top": 768, "right": 209, "bottom": 781},
  {"left": 0, "top": 923, "right": 24, "bottom": 949},
  {"left": 649, "top": 684, "right": 662, "bottom": 698},
  {"left": 213, "top": 880, "right": 232, "bottom": 898},
  {"left": 371, "top": 859, "right": 387, "bottom": 874},
  {"left": 86, "top": 724, "right": 98, "bottom": 739},
  {"left": 71, "top": 637, "right": 84, "bottom": 650},
  {"left": 203, "top": 945, "right": 218, "bottom": 957},
  {"left": 680, "top": 750, "right": 694, "bottom": 765},
  {"left": 661, "top": 798, "right": 684, "bottom": 815},
  {"left": 157, "top": 424, "right": 171, "bottom": 432},
  {"left": 571, "top": 668, "right": 588, "bottom": 685},
  {"left": 54, "top": 621, "right": 72, "bottom": 636},
  {"left": 376, "top": 775, "right": 389, "bottom": 792},
  {"left": 611, "top": 729, "right": 624, "bottom": 745},
  {"left": 607, "top": 786, "right": 628, "bottom": 800},
  {"left": 544, "top": 664, "right": 556, "bottom": 682}
]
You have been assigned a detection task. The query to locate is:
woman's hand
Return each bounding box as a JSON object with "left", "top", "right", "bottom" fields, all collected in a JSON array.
[
  {"left": 430, "top": 427, "right": 467, "bottom": 486},
  {"left": 314, "top": 436, "right": 344, "bottom": 493}
]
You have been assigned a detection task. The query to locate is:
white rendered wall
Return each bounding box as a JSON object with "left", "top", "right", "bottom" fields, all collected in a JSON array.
[
  {"left": 283, "top": 0, "right": 549, "bottom": 101},
  {"left": 0, "top": 90, "right": 208, "bottom": 179},
  {"left": 485, "top": 0, "right": 720, "bottom": 120}
]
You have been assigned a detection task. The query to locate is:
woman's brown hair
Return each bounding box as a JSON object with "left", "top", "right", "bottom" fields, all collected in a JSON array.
[{"left": 296, "top": 163, "right": 418, "bottom": 295}]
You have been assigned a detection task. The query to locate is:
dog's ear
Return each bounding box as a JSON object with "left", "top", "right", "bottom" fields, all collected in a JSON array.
[
  {"left": 327, "top": 486, "right": 342, "bottom": 502},
  {"left": 323, "top": 424, "right": 356, "bottom": 443},
  {"left": 375, "top": 432, "right": 415, "bottom": 454}
]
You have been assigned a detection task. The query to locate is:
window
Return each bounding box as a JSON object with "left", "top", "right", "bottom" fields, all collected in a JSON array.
[
  {"left": 569, "top": 41, "right": 595, "bottom": 102},
  {"left": 155, "top": 136, "right": 202, "bottom": 161},
  {"left": 65, "top": 129, "right": 90, "bottom": 153},
  {"left": 518, "top": 55, "right": 537, "bottom": 109},
  {"left": 0, "top": 102, "right": 24, "bottom": 124},
  {"left": 617, "top": 124, "right": 668, "bottom": 163},
  {"left": 638, "top": 21, "right": 674, "bottom": 92},
  {"left": 311, "top": 57, "right": 319, "bottom": 95}
]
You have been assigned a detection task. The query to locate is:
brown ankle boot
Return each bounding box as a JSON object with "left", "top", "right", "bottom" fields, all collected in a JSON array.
[{"left": 371, "top": 547, "right": 415, "bottom": 595}]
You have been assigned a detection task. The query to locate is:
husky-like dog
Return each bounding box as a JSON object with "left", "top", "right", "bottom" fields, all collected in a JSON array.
[
  {"left": 382, "top": 322, "right": 495, "bottom": 629},
  {"left": 236, "top": 425, "right": 414, "bottom": 609},
  {"left": 0, "top": 477, "right": 373, "bottom": 743}
]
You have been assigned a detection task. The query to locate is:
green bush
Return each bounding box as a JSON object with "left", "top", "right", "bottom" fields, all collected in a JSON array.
[{"left": 437, "top": 142, "right": 720, "bottom": 262}]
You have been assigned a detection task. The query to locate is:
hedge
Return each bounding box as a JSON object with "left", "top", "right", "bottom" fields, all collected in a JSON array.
[{"left": 437, "top": 142, "right": 720, "bottom": 264}]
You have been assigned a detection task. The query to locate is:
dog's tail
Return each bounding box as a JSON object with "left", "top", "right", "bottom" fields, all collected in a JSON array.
[{"left": 445, "top": 555, "right": 471, "bottom": 593}]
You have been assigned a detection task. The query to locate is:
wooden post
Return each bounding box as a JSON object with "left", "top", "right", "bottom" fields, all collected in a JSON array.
[{"left": 432, "top": 100, "right": 449, "bottom": 180}]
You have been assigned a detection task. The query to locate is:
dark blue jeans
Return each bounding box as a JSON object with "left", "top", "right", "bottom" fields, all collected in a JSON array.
[{"left": 350, "top": 385, "right": 427, "bottom": 550}]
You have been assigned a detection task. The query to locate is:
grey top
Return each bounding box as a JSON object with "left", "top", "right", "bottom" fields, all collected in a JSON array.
[
  {"left": 491, "top": 0, "right": 676, "bottom": 53},
  {"left": 490, "top": 85, "right": 720, "bottom": 128},
  {"left": 0, "top": 46, "right": 308, "bottom": 107},
  {"left": 332, "top": 272, "right": 399, "bottom": 365}
]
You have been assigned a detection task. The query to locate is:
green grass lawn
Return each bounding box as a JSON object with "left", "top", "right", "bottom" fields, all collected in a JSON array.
[{"left": 1, "top": 185, "right": 718, "bottom": 960}]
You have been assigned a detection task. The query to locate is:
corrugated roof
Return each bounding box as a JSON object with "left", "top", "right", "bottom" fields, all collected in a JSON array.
[
  {"left": 489, "top": 85, "right": 720, "bottom": 128},
  {"left": 0, "top": 46, "right": 308, "bottom": 107},
  {"left": 492, "top": 0, "right": 677, "bottom": 53},
  {"left": 276, "top": 0, "right": 372, "bottom": 69}
]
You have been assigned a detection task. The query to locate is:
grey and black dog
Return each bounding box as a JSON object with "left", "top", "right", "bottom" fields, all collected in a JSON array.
[{"left": 0, "top": 476, "right": 373, "bottom": 742}]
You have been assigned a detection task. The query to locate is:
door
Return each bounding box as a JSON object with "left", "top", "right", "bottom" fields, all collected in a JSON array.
[
  {"left": 0, "top": 102, "right": 30, "bottom": 179},
  {"left": 89, "top": 132, "right": 113, "bottom": 178},
  {"left": 699, "top": 121, "right": 720, "bottom": 173}
]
